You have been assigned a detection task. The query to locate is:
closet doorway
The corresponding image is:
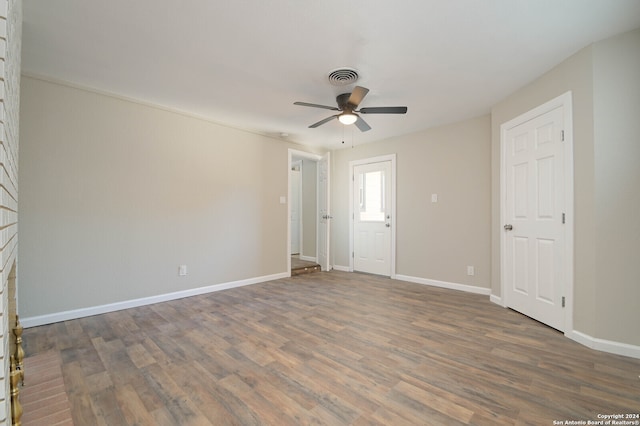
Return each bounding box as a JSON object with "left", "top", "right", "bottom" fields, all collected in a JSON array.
[{"left": 288, "top": 150, "right": 330, "bottom": 274}]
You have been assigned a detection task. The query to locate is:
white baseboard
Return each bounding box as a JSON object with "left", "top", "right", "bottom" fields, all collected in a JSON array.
[
  {"left": 567, "top": 330, "right": 640, "bottom": 359},
  {"left": 490, "top": 294, "right": 504, "bottom": 306},
  {"left": 299, "top": 255, "right": 317, "bottom": 263},
  {"left": 395, "top": 274, "right": 491, "bottom": 296},
  {"left": 21, "top": 272, "right": 289, "bottom": 328},
  {"left": 332, "top": 265, "right": 350, "bottom": 272},
  {"left": 24, "top": 270, "right": 639, "bottom": 360},
  {"left": 396, "top": 276, "right": 639, "bottom": 359},
  {"left": 491, "top": 296, "right": 639, "bottom": 359}
]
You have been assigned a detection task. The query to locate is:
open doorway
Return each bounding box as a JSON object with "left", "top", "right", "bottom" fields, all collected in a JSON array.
[{"left": 288, "top": 150, "right": 331, "bottom": 274}]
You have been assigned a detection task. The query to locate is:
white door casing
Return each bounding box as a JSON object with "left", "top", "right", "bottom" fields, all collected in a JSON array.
[
  {"left": 290, "top": 162, "right": 302, "bottom": 254},
  {"left": 318, "top": 152, "right": 331, "bottom": 271},
  {"left": 350, "top": 155, "right": 396, "bottom": 277},
  {"left": 500, "top": 92, "right": 574, "bottom": 332},
  {"left": 288, "top": 149, "right": 327, "bottom": 274}
]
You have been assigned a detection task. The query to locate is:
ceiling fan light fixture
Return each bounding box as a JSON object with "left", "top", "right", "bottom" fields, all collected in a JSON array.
[
  {"left": 294, "top": 85, "right": 406, "bottom": 132},
  {"left": 338, "top": 112, "right": 358, "bottom": 125}
]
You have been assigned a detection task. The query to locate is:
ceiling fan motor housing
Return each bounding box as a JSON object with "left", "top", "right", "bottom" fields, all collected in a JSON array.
[{"left": 336, "top": 93, "right": 355, "bottom": 111}]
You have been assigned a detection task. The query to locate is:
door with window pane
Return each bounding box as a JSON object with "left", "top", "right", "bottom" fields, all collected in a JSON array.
[{"left": 353, "top": 161, "right": 391, "bottom": 276}]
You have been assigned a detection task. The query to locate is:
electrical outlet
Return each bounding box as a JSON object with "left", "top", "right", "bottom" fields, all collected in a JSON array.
[
  {"left": 431, "top": 193, "right": 438, "bottom": 203},
  {"left": 179, "top": 265, "right": 187, "bottom": 276},
  {"left": 467, "top": 266, "right": 474, "bottom": 276}
]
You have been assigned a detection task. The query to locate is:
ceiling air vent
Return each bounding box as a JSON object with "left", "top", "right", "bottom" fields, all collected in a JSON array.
[{"left": 327, "top": 68, "right": 359, "bottom": 86}]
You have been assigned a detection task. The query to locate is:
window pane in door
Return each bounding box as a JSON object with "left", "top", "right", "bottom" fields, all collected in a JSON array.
[{"left": 359, "top": 170, "right": 385, "bottom": 221}]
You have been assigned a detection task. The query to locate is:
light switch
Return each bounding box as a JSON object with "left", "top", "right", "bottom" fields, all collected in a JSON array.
[
  {"left": 280, "top": 196, "right": 287, "bottom": 204},
  {"left": 431, "top": 193, "right": 438, "bottom": 203}
]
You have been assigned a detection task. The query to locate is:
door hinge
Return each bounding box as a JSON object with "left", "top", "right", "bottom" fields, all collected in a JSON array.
[
  {"left": 562, "top": 213, "right": 565, "bottom": 224},
  {"left": 562, "top": 296, "right": 565, "bottom": 308},
  {"left": 561, "top": 130, "right": 565, "bottom": 141},
  {"left": 352, "top": 251, "right": 354, "bottom": 258}
]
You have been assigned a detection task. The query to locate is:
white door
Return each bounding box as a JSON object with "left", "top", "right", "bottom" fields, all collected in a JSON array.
[
  {"left": 317, "top": 153, "right": 330, "bottom": 271},
  {"left": 290, "top": 164, "right": 301, "bottom": 254},
  {"left": 503, "top": 105, "right": 566, "bottom": 331},
  {"left": 353, "top": 161, "right": 391, "bottom": 276}
]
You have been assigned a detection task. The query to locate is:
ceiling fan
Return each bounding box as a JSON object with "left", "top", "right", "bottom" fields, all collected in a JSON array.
[{"left": 294, "top": 86, "right": 407, "bottom": 132}]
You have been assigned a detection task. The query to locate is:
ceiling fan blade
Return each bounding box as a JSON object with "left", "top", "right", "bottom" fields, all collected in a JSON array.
[
  {"left": 354, "top": 116, "right": 371, "bottom": 132},
  {"left": 294, "top": 101, "right": 339, "bottom": 111},
  {"left": 359, "top": 106, "right": 408, "bottom": 114},
  {"left": 348, "top": 86, "right": 369, "bottom": 107},
  {"left": 309, "top": 115, "right": 338, "bottom": 128}
]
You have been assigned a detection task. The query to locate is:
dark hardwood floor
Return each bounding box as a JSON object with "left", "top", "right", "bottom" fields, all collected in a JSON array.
[
  {"left": 23, "top": 271, "right": 640, "bottom": 425},
  {"left": 291, "top": 256, "right": 321, "bottom": 276}
]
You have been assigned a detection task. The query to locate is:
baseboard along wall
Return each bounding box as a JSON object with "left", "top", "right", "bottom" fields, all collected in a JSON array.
[
  {"left": 21, "top": 272, "right": 289, "bottom": 328},
  {"left": 22, "top": 270, "right": 639, "bottom": 359}
]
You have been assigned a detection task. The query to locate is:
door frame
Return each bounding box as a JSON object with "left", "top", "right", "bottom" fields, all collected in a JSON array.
[
  {"left": 287, "top": 149, "right": 325, "bottom": 274},
  {"left": 349, "top": 154, "right": 397, "bottom": 278},
  {"left": 290, "top": 160, "right": 303, "bottom": 255},
  {"left": 499, "top": 91, "right": 574, "bottom": 334}
]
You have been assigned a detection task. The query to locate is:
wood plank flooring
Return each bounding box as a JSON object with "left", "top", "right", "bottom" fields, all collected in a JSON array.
[{"left": 23, "top": 271, "right": 640, "bottom": 425}]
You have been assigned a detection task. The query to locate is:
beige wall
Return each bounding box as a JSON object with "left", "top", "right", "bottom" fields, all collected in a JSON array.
[
  {"left": 332, "top": 115, "right": 491, "bottom": 288},
  {"left": 591, "top": 28, "right": 640, "bottom": 345},
  {"left": 18, "top": 76, "right": 314, "bottom": 319},
  {"left": 491, "top": 45, "right": 596, "bottom": 335},
  {"left": 491, "top": 28, "right": 640, "bottom": 346}
]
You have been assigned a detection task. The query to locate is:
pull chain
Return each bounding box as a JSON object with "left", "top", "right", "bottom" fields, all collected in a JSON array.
[{"left": 351, "top": 125, "right": 355, "bottom": 148}]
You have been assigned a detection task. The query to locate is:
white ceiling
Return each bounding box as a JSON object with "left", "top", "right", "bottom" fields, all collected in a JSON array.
[{"left": 21, "top": 1, "right": 640, "bottom": 149}]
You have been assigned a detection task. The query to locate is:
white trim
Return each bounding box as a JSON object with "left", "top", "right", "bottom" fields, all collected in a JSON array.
[
  {"left": 395, "top": 274, "right": 491, "bottom": 296},
  {"left": 299, "top": 255, "right": 317, "bottom": 263},
  {"left": 23, "top": 269, "right": 639, "bottom": 360},
  {"left": 291, "top": 159, "right": 303, "bottom": 256},
  {"left": 348, "top": 154, "right": 397, "bottom": 278},
  {"left": 567, "top": 330, "right": 640, "bottom": 360},
  {"left": 478, "top": 289, "right": 640, "bottom": 360},
  {"left": 288, "top": 149, "right": 323, "bottom": 274},
  {"left": 332, "top": 265, "right": 350, "bottom": 272},
  {"left": 500, "top": 91, "right": 574, "bottom": 333},
  {"left": 314, "top": 152, "right": 332, "bottom": 271},
  {"left": 21, "top": 272, "right": 289, "bottom": 328},
  {"left": 490, "top": 294, "right": 503, "bottom": 306}
]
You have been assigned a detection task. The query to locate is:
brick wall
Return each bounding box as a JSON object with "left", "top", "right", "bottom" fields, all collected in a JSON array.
[{"left": 0, "top": 0, "right": 21, "bottom": 423}]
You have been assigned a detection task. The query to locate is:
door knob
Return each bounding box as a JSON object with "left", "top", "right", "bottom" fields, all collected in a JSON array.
[{"left": 504, "top": 224, "right": 513, "bottom": 231}]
